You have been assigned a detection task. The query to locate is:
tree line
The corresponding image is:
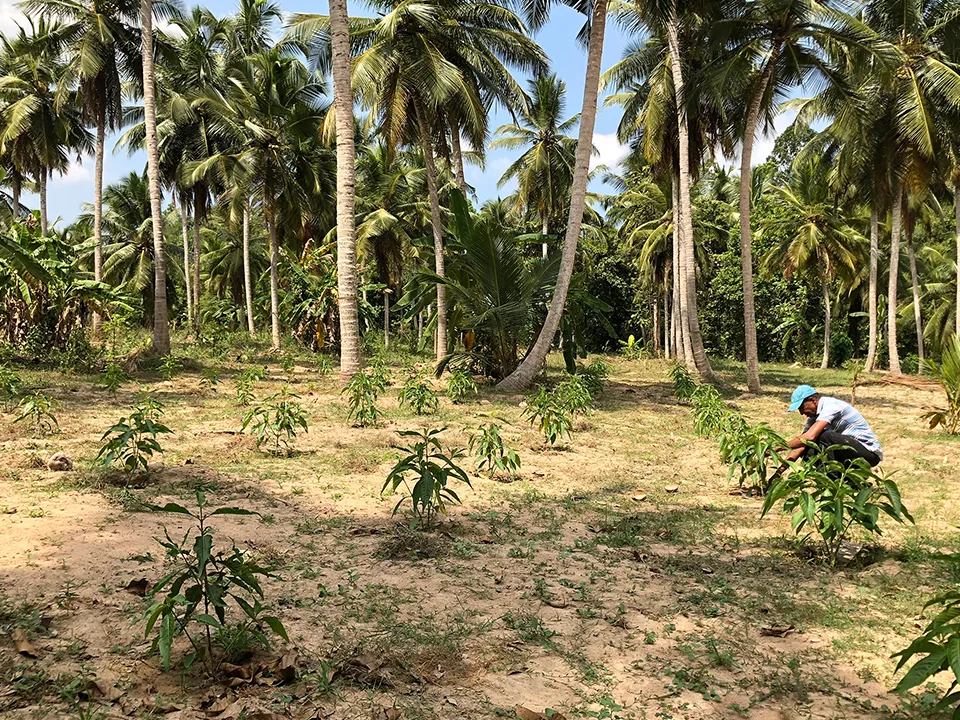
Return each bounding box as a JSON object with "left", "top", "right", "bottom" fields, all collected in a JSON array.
[{"left": 0, "top": 0, "right": 957, "bottom": 389}]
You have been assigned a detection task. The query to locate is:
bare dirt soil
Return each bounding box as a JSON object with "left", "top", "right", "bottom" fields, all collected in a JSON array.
[{"left": 0, "top": 353, "right": 957, "bottom": 720}]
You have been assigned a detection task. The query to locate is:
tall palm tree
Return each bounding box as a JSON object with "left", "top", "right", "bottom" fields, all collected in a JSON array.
[
  {"left": 140, "top": 0, "right": 169, "bottom": 353},
  {"left": 716, "top": 0, "right": 875, "bottom": 391},
  {"left": 499, "top": 0, "right": 609, "bottom": 390},
  {"left": 294, "top": 0, "right": 546, "bottom": 363},
  {"left": 194, "top": 49, "right": 328, "bottom": 349},
  {"left": 22, "top": 0, "right": 142, "bottom": 333},
  {"left": 491, "top": 73, "right": 579, "bottom": 258},
  {"left": 862, "top": 0, "right": 960, "bottom": 375},
  {"left": 761, "top": 157, "right": 865, "bottom": 369}
]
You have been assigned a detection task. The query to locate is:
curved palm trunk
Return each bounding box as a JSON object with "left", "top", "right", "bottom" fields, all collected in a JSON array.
[
  {"left": 329, "top": 0, "right": 362, "bottom": 377},
  {"left": 416, "top": 100, "right": 448, "bottom": 361},
  {"left": 267, "top": 209, "right": 280, "bottom": 349},
  {"left": 180, "top": 198, "right": 192, "bottom": 327},
  {"left": 38, "top": 170, "right": 48, "bottom": 236},
  {"left": 666, "top": 11, "right": 714, "bottom": 383},
  {"left": 907, "top": 233, "right": 923, "bottom": 370},
  {"left": 673, "top": 173, "right": 694, "bottom": 366},
  {"left": 864, "top": 205, "right": 879, "bottom": 372},
  {"left": 242, "top": 202, "right": 255, "bottom": 337},
  {"left": 497, "top": 0, "right": 607, "bottom": 391},
  {"left": 92, "top": 111, "right": 106, "bottom": 337},
  {"left": 955, "top": 185, "right": 960, "bottom": 339},
  {"left": 141, "top": 0, "right": 170, "bottom": 354},
  {"left": 450, "top": 120, "right": 467, "bottom": 195},
  {"left": 820, "top": 272, "right": 831, "bottom": 370},
  {"left": 738, "top": 58, "right": 777, "bottom": 393},
  {"left": 888, "top": 181, "right": 903, "bottom": 375}
]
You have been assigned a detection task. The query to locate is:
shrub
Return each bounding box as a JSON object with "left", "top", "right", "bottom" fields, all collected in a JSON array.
[
  {"left": 761, "top": 450, "right": 913, "bottom": 566},
  {"left": 382, "top": 428, "right": 471, "bottom": 529},
  {"left": 620, "top": 334, "right": 643, "bottom": 360},
  {"left": 242, "top": 389, "right": 308, "bottom": 455},
  {"left": 342, "top": 370, "right": 384, "bottom": 427},
  {"left": 921, "top": 335, "right": 960, "bottom": 434},
  {"left": 669, "top": 363, "right": 696, "bottom": 401},
  {"left": 370, "top": 357, "right": 391, "bottom": 391},
  {"left": 691, "top": 385, "right": 734, "bottom": 437},
  {"left": 315, "top": 355, "right": 332, "bottom": 375},
  {"left": 56, "top": 328, "right": 100, "bottom": 374},
  {"left": 97, "top": 395, "right": 172, "bottom": 473},
  {"left": 97, "top": 363, "right": 128, "bottom": 395},
  {"left": 14, "top": 392, "right": 58, "bottom": 435},
  {"left": 469, "top": 422, "right": 521, "bottom": 478},
  {"left": 555, "top": 374, "right": 593, "bottom": 416},
  {"left": 892, "top": 568, "right": 960, "bottom": 712},
  {"left": 398, "top": 374, "right": 439, "bottom": 416},
  {"left": 143, "top": 491, "right": 287, "bottom": 672},
  {"left": 448, "top": 369, "right": 478, "bottom": 404},
  {"left": 523, "top": 388, "right": 573, "bottom": 446}
]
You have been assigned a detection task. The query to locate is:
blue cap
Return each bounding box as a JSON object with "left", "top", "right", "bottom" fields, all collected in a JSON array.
[{"left": 788, "top": 385, "right": 817, "bottom": 412}]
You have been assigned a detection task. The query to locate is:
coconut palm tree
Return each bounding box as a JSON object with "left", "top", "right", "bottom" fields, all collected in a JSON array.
[
  {"left": 761, "top": 156, "right": 866, "bottom": 369},
  {"left": 491, "top": 73, "right": 579, "bottom": 259},
  {"left": 293, "top": 0, "right": 546, "bottom": 363},
  {"left": 193, "top": 49, "right": 328, "bottom": 349},
  {"left": 21, "top": 0, "right": 142, "bottom": 333}
]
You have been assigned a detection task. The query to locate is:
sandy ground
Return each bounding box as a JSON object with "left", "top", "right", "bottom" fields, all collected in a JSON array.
[{"left": 0, "top": 354, "right": 957, "bottom": 720}]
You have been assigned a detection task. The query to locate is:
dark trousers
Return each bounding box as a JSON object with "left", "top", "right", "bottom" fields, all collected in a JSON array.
[{"left": 804, "top": 430, "right": 881, "bottom": 467}]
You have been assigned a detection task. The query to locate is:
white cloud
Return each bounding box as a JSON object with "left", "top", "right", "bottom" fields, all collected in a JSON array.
[
  {"left": 0, "top": 1, "right": 28, "bottom": 36},
  {"left": 59, "top": 161, "right": 92, "bottom": 185},
  {"left": 591, "top": 132, "right": 629, "bottom": 171}
]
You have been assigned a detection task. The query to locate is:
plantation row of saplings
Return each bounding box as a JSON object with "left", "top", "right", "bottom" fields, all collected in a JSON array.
[{"left": 3, "top": 345, "right": 960, "bottom": 712}]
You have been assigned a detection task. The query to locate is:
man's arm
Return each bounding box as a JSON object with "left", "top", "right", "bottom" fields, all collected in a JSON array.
[{"left": 778, "top": 421, "right": 830, "bottom": 464}]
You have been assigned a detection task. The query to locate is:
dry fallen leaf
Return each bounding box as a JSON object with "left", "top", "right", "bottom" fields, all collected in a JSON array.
[
  {"left": 515, "top": 706, "right": 544, "bottom": 720},
  {"left": 273, "top": 651, "right": 298, "bottom": 684},
  {"left": 760, "top": 625, "right": 796, "bottom": 638},
  {"left": 381, "top": 708, "right": 402, "bottom": 720},
  {"left": 13, "top": 628, "right": 37, "bottom": 657}
]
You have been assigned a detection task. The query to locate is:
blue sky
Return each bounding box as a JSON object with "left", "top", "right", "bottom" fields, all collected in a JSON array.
[{"left": 0, "top": 0, "right": 792, "bottom": 226}]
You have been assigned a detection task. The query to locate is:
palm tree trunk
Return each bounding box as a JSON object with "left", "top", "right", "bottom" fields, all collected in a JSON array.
[
  {"left": 92, "top": 110, "right": 106, "bottom": 337},
  {"left": 192, "top": 190, "right": 202, "bottom": 331},
  {"left": 497, "top": 0, "right": 607, "bottom": 391},
  {"left": 820, "top": 272, "right": 831, "bottom": 370},
  {"left": 666, "top": 8, "right": 715, "bottom": 383},
  {"left": 242, "top": 202, "right": 255, "bottom": 337},
  {"left": 329, "top": 0, "right": 362, "bottom": 377},
  {"left": 673, "top": 172, "right": 694, "bottom": 367},
  {"left": 541, "top": 214, "right": 549, "bottom": 260},
  {"left": 415, "top": 99, "right": 448, "bottom": 362},
  {"left": 888, "top": 180, "right": 903, "bottom": 375},
  {"left": 907, "top": 233, "right": 924, "bottom": 370},
  {"left": 663, "top": 289, "right": 670, "bottom": 359},
  {"left": 383, "top": 287, "right": 390, "bottom": 349},
  {"left": 671, "top": 199, "right": 680, "bottom": 360},
  {"left": 267, "top": 209, "right": 280, "bottom": 349},
  {"left": 652, "top": 299, "right": 660, "bottom": 357},
  {"left": 11, "top": 174, "right": 19, "bottom": 223},
  {"left": 38, "top": 170, "right": 48, "bottom": 236},
  {"left": 141, "top": 0, "right": 170, "bottom": 354},
  {"left": 180, "top": 198, "right": 192, "bottom": 327},
  {"left": 955, "top": 185, "right": 960, "bottom": 339},
  {"left": 450, "top": 119, "right": 467, "bottom": 195},
  {"left": 864, "top": 204, "right": 879, "bottom": 372},
  {"left": 738, "top": 56, "right": 777, "bottom": 393}
]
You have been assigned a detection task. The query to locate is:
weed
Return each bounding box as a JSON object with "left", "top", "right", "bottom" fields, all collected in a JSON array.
[
  {"left": 315, "top": 355, "right": 332, "bottom": 375},
  {"left": 0, "top": 364, "right": 23, "bottom": 400},
  {"left": 502, "top": 612, "right": 556, "bottom": 648},
  {"left": 97, "top": 363, "right": 128, "bottom": 394},
  {"left": 242, "top": 388, "right": 309, "bottom": 455},
  {"left": 669, "top": 363, "right": 696, "bottom": 401},
  {"left": 555, "top": 374, "right": 593, "bottom": 416},
  {"left": 381, "top": 428, "right": 471, "bottom": 529},
  {"left": 157, "top": 354, "right": 182, "bottom": 380},
  {"left": 199, "top": 368, "right": 219, "bottom": 392}
]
